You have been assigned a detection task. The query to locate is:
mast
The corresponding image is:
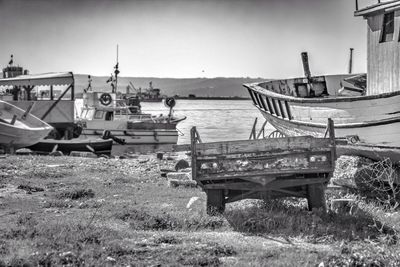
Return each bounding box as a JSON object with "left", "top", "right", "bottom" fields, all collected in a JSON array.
[
  {"left": 348, "top": 48, "right": 354, "bottom": 74},
  {"left": 114, "top": 45, "right": 120, "bottom": 93}
]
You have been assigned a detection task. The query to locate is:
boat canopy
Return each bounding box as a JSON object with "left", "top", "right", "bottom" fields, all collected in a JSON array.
[
  {"left": 355, "top": 0, "right": 400, "bottom": 16},
  {"left": 0, "top": 72, "right": 74, "bottom": 87}
]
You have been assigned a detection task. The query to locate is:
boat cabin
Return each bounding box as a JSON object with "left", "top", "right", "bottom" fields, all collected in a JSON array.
[
  {"left": 355, "top": 0, "right": 400, "bottom": 95},
  {"left": 81, "top": 91, "right": 153, "bottom": 123}
]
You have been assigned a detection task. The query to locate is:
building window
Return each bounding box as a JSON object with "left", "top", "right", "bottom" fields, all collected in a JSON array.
[{"left": 380, "top": 12, "right": 394, "bottom": 43}]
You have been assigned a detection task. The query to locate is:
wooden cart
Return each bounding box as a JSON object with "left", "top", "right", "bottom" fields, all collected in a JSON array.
[{"left": 191, "top": 119, "right": 336, "bottom": 215}]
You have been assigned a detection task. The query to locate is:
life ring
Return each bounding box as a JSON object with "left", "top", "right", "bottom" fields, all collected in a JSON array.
[
  {"left": 164, "top": 97, "right": 176, "bottom": 108},
  {"left": 99, "top": 93, "right": 112, "bottom": 106}
]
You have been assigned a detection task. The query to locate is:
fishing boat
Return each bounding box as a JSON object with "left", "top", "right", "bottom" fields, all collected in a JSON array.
[
  {"left": 244, "top": 0, "right": 400, "bottom": 148},
  {"left": 78, "top": 49, "right": 186, "bottom": 146},
  {"left": 0, "top": 100, "right": 53, "bottom": 150},
  {"left": 28, "top": 138, "right": 113, "bottom": 156},
  {"left": 78, "top": 91, "right": 185, "bottom": 145}
]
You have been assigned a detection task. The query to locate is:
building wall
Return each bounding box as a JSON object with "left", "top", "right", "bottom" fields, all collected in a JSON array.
[{"left": 367, "top": 10, "right": 400, "bottom": 95}]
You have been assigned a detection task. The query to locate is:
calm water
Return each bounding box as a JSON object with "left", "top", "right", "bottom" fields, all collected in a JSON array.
[
  {"left": 75, "top": 99, "right": 275, "bottom": 148},
  {"left": 140, "top": 99, "right": 275, "bottom": 145}
]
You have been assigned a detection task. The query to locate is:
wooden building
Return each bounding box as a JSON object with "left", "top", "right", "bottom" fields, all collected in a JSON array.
[{"left": 355, "top": 0, "right": 400, "bottom": 95}]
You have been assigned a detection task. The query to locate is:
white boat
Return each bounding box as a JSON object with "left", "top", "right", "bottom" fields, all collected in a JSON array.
[
  {"left": 244, "top": 1, "right": 400, "bottom": 148},
  {"left": 78, "top": 91, "right": 185, "bottom": 145},
  {"left": 0, "top": 100, "right": 53, "bottom": 150},
  {"left": 78, "top": 48, "right": 186, "bottom": 146}
]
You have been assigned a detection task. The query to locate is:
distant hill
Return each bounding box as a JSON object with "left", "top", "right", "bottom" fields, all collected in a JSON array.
[{"left": 74, "top": 74, "right": 267, "bottom": 98}]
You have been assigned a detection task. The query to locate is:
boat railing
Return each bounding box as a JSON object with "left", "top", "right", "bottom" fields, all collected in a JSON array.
[
  {"left": 355, "top": 0, "right": 392, "bottom": 12},
  {"left": 247, "top": 88, "right": 293, "bottom": 121}
]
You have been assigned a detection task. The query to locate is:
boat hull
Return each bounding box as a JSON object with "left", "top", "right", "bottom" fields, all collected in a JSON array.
[
  {"left": 81, "top": 129, "right": 179, "bottom": 145},
  {"left": 0, "top": 101, "right": 53, "bottom": 149},
  {"left": 261, "top": 110, "right": 400, "bottom": 147},
  {"left": 28, "top": 138, "right": 113, "bottom": 156},
  {"left": 245, "top": 78, "right": 400, "bottom": 147}
]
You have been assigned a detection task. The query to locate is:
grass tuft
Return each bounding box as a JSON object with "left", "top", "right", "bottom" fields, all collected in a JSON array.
[{"left": 57, "top": 188, "right": 95, "bottom": 200}]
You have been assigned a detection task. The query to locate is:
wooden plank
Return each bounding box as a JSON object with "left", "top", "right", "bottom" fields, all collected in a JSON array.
[
  {"left": 21, "top": 102, "right": 35, "bottom": 120},
  {"left": 172, "top": 144, "right": 191, "bottom": 152},
  {"left": 196, "top": 168, "right": 333, "bottom": 181},
  {"left": 337, "top": 144, "right": 400, "bottom": 162},
  {"left": 202, "top": 177, "right": 327, "bottom": 190},
  {"left": 273, "top": 188, "right": 306, "bottom": 198},
  {"left": 196, "top": 149, "right": 332, "bottom": 161},
  {"left": 195, "top": 136, "right": 331, "bottom": 155},
  {"left": 10, "top": 115, "right": 17, "bottom": 125},
  {"left": 226, "top": 190, "right": 259, "bottom": 203},
  {"left": 196, "top": 153, "right": 332, "bottom": 178}
]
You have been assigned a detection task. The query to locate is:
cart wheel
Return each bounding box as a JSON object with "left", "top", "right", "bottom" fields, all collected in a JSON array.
[
  {"left": 268, "top": 130, "right": 285, "bottom": 138},
  {"left": 306, "top": 184, "right": 326, "bottom": 211},
  {"left": 206, "top": 190, "right": 225, "bottom": 215}
]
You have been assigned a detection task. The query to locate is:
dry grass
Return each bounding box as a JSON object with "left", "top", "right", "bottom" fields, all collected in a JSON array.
[{"left": 0, "top": 155, "right": 399, "bottom": 266}]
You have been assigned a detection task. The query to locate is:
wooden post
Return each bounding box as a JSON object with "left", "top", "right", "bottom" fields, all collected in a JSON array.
[
  {"left": 21, "top": 102, "right": 35, "bottom": 120},
  {"left": 301, "top": 52, "right": 312, "bottom": 79},
  {"left": 50, "top": 85, "right": 54, "bottom": 101},
  {"left": 249, "top": 117, "right": 257, "bottom": 140},
  {"left": 256, "top": 120, "right": 268, "bottom": 139},
  {"left": 348, "top": 48, "right": 354, "bottom": 74},
  {"left": 328, "top": 118, "right": 337, "bottom": 162},
  {"left": 10, "top": 115, "right": 17, "bottom": 125},
  {"left": 190, "top": 127, "right": 197, "bottom": 181},
  {"left": 355, "top": 0, "right": 358, "bottom": 11},
  {"left": 301, "top": 52, "right": 314, "bottom": 97}
]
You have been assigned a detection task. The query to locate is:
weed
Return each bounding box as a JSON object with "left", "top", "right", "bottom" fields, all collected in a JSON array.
[
  {"left": 57, "top": 188, "right": 95, "bottom": 200},
  {"left": 114, "top": 207, "right": 225, "bottom": 231}
]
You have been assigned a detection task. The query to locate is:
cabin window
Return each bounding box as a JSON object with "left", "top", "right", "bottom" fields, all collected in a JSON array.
[
  {"left": 94, "top": 110, "right": 104, "bottom": 119},
  {"left": 380, "top": 12, "right": 394, "bottom": 43},
  {"left": 105, "top": 112, "right": 114, "bottom": 121}
]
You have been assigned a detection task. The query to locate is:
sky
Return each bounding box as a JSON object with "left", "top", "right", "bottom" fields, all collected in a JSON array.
[{"left": 0, "top": 0, "right": 379, "bottom": 78}]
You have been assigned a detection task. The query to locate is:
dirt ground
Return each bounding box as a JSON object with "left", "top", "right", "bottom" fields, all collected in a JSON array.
[{"left": 0, "top": 154, "right": 399, "bottom": 266}]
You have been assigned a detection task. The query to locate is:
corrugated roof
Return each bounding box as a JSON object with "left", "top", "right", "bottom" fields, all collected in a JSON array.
[
  {"left": 0, "top": 72, "right": 74, "bottom": 87},
  {"left": 355, "top": 0, "right": 400, "bottom": 16}
]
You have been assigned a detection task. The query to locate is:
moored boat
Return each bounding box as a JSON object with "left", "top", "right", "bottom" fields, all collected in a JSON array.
[
  {"left": 78, "top": 91, "right": 185, "bottom": 145},
  {"left": 78, "top": 53, "right": 186, "bottom": 146},
  {"left": 28, "top": 138, "right": 113, "bottom": 156},
  {"left": 0, "top": 100, "right": 53, "bottom": 150},
  {"left": 244, "top": 1, "right": 400, "bottom": 148}
]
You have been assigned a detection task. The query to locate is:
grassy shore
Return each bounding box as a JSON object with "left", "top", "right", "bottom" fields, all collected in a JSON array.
[{"left": 0, "top": 154, "right": 399, "bottom": 266}]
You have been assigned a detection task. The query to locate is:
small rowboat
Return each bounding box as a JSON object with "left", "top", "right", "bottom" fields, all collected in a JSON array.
[
  {"left": 28, "top": 138, "right": 113, "bottom": 156},
  {"left": 0, "top": 100, "right": 53, "bottom": 150}
]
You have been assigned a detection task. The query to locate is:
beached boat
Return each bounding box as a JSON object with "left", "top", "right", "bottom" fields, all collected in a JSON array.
[
  {"left": 28, "top": 138, "right": 113, "bottom": 156},
  {"left": 244, "top": 1, "right": 400, "bottom": 148},
  {"left": 0, "top": 100, "right": 53, "bottom": 150},
  {"left": 0, "top": 58, "right": 78, "bottom": 140}
]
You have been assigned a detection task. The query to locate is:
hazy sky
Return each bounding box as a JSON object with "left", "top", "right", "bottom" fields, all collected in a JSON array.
[{"left": 0, "top": 0, "right": 376, "bottom": 78}]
